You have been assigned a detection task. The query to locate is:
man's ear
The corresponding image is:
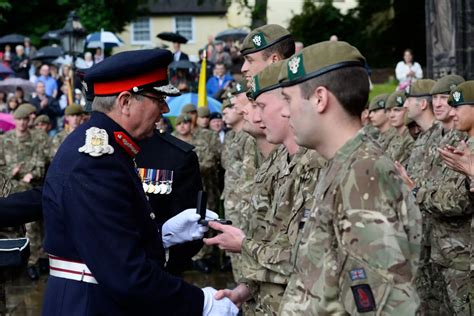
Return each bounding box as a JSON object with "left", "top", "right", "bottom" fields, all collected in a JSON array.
[
  {"left": 313, "top": 86, "right": 330, "bottom": 114},
  {"left": 419, "top": 98, "right": 428, "bottom": 111},
  {"left": 116, "top": 91, "right": 132, "bottom": 116}
]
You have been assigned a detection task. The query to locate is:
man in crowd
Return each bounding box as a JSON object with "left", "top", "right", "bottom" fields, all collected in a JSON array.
[
  {"left": 31, "top": 81, "right": 61, "bottom": 133},
  {"left": 206, "top": 63, "right": 233, "bottom": 99},
  {"left": 36, "top": 64, "right": 58, "bottom": 98}
]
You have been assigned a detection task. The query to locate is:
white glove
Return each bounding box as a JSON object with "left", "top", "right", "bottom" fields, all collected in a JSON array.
[
  {"left": 202, "top": 287, "right": 239, "bottom": 316},
  {"left": 162, "top": 208, "right": 218, "bottom": 248}
]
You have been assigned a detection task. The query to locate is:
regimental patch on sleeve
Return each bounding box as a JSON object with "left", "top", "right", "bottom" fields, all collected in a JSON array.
[
  {"left": 351, "top": 284, "right": 376, "bottom": 313},
  {"left": 349, "top": 268, "right": 367, "bottom": 281}
]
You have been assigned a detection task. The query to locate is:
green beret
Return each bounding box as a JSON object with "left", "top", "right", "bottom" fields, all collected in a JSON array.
[
  {"left": 278, "top": 41, "right": 366, "bottom": 87},
  {"left": 65, "top": 103, "right": 84, "bottom": 116},
  {"left": 405, "top": 79, "right": 436, "bottom": 97},
  {"left": 175, "top": 114, "right": 191, "bottom": 125},
  {"left": 368, "top": 93, "right": 389, "bottom": 111},
  {"left": 34, "top": 114, "right": 50, "bottom": 125},
  {"left": 386, "top": 90, "right": 406, "bottom": 109},
  {"left": 250, "top": 60, "right": 285, "bottom": 100},
  {"left": 430, "top": 74, "right": 465, "bottom": 95},
  {"left": 13, "top": 104, "right": 34, "bottom": 119},
  {"left": 181, "top": 103, "right": 197, "bottom": 114},
  {"left": 221, "top": 98, "right": 232, "bottom": 110},
  {"left": 19, "top": 103, "right": 36, "bottom": 115},
  {"left": 448, "top": 81, "right": 474, "bottom": 107},
  {"left": 230, "top": 79, "right": 249, "bottom": 96},
  {"left": 240, "top": 24, "right": 292, "bottom": 56},
  {"left": 197, "top": 106, "right": 210, "bottom": 117}
]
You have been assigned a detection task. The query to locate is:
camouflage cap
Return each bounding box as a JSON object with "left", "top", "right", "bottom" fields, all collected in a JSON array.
[
  {"left": 13, "top": 103, "right": 36, "bottom": 119},
  {"left": 405, "top": 79, "right": 436, "bottom": 97},
  {"left": 221, "top": 98, "right": 232, "bottom": 110},
  {"left": 448, "top": 80, "right": 474, "bottom": 107},
  {"left": 386, "top": 90, "right": 406, "bottom": 109},
  {"left": 250, "top": 60, "right": 285, "bottom": 100},
  {"left": 197, "top": 106, "right": 210, "bottom": 117},
  {"left": 175, "top": 113, "right": 192, "bottom": 125},
  {"left": 65, "top": 103, "right": 85, "bottom": 116},
  {"left": 181, "top": 103, "right": 197, "bottom": 114},
  {"left": 230, "top": 78, "right": 249, "bottom": 96},
  {"left": 240, "top": 24, "right": 292, "bottom": 56},
  {"left": 34, "top": 114, "right": 50, "bottom": 125},
  {"left": 278, "top": 41, "right": 366, "bottom": 87},
  {"left": 368, "top": 93, "right": 389, "bottom": 111},
  {"left": 430, "top": 74, "right": 465, "bottom": 95}
]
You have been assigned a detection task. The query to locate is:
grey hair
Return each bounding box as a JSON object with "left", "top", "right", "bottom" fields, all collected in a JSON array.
[{"left": 92, "top": 94, "right": 144, "bottom": 113}]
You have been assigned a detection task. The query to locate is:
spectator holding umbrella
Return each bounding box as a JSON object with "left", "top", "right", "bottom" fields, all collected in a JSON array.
[
  {"left": 94, "top": 47, "right": 104, "bottom": 64},
  {"left": 3, "top": 45, "right": 12, "bottom": 66},
  {"left": 7, "top": 94, "right": 18, "bottom": 113},
  {"left": 11, "top": 45, "right": 30, "bottom": 80},
  {"left": 15, "top": 87, "right": 26, "bottom": 104},
  {"left": 173, "top": 42, "right": 189, "bottom": 61}
]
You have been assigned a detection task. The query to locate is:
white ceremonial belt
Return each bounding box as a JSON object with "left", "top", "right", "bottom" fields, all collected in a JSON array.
[{"left": 49, "top": 255, "right": 98, "bottom": 284}]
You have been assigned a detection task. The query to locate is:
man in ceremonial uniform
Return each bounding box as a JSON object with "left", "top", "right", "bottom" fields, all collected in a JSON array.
[{"left": 42, "top": 49, "right": 238, "bottom": 315}]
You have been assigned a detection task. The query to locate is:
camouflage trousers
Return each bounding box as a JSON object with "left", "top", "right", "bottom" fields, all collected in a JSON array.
[
  {"left": 25, "top": 220, "right": 46, "bottom": 265},
  {"left": 439, "top": 266, "right": 472, "bottom": 315},
  {"left": 253, "top": 282, "right": 285, "bottom": 316}
]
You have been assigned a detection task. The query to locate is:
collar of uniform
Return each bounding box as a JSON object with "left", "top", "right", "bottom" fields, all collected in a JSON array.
[
  {"left": 88, "top": 111, "right": 141, "bottom": 158},
  {"left": 332, "top": 129, "right": 366, "bottom": 164}
]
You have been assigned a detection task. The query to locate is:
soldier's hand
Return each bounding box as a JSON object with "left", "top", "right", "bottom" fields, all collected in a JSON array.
[
  {"left": 22, "top": 173, "right": 33, "bottom": 183},
  {"left": 214, "top": 283, "right": 252, "bottom": 308},
  {"left": 203, "top": 221, "right": 245, "bottom": 253},
  {"left": 394, "top": 161, "right": 416, "bottom": 190},
  {"left": 439, "top": 142, "right": 474, "bottom": 178},
  {"left": 12, "top": 164, "right": 22, "bottom": 176}
]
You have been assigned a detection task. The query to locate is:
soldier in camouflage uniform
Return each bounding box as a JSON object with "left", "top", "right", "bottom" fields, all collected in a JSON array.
[
  {"left": 385, "top": 90, "right": 414, "bottom": 166},
  {"left": 272, "top": 41, "right": 421, "bottom": 315},
  {"left": 368, "top": 93, "right": 397, "bottom": 150},
  {"left": 0, "top": 174, "right": 12, "bottom": 315},
  {"left": 405, "top": 81, "right": 473, "bottom": 315},
  {"left": 50, "top": 104, "right": 85, "bottom": 159},
  {"left": 22, "top": 103, "right": 51, "bottom": 165},
  {"left": 3, "top": 104, "right": 48, "bottom": 280}
]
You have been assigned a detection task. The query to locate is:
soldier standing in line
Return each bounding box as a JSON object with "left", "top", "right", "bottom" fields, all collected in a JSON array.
[
  {"left": 368, "top": 93, "right": 397, "bottom": 150},
  {"left": 385, "top": 90, "right": 414, "bottom": 166},
  {"left": 275, "top": 41, "right": 421, "bottom": 315},
  {"left": 3, "top": 103, "right": 48, "bottom": 280},
  {"left": 50, "top": 103, "right": 85, "bottom": 159}
]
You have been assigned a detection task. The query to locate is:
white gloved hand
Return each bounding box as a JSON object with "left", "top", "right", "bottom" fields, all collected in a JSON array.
[
  {"left": 162, "top": 208, "right": 218, "bottom": 248},
  {"left": 202, "top": 287, "right": 239, "bottom": 316}
]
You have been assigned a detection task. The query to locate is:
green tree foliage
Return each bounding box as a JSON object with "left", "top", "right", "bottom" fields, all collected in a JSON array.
[
  {"left": 288, "top": 0, "right": 426, "bottom": 68},
  {"left": 0, "top": 0, "right": 144, "bottom": 46}
]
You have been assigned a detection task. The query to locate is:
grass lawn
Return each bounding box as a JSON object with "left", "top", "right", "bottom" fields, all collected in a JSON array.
[{"left": 369, "top": 81, "right": 398, "bottom": 101}]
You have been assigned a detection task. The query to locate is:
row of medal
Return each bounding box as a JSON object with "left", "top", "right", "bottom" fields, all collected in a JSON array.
[{"left": 137, "top": 168, "right": 174, "bottom": 195}]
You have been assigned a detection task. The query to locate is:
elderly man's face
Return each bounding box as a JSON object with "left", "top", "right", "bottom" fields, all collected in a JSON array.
[
  {"left": 40, "top": 65, "right": 50, "bottom": 77},
  {"left": 128, "top": 93, "right": 170, "bottom": 140}
]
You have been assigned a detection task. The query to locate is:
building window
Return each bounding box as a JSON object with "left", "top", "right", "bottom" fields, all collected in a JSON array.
[
  {"left": 132, "top": 17, "right": 151, "bottom": 44},
  {"left": 174, "top": 16, "right": 194, "bottom": 42}
]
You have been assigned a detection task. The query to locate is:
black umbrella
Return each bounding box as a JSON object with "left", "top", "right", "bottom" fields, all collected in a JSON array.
[
  {"left": 32, "top": 46, "right": 64, "bottom": 61},
  {"left": 168, "top": 60, "right": 196, "bottom": 70},
  {"left": 0, "top": 34, "right": 26, "bottom": 45},
  {"left": 215, "top": 29, "right": 248, "bottom": 42},
  {"left": 41, "top": 29, "right": 63, "bottom": 41},
  {"left": 157, "top": 32, "right": 188, "bottom": 44}
]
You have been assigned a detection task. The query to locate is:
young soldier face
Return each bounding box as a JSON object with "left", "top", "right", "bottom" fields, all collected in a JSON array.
[
  {"left": 175, "top": 121, "right": 191, "bottom": 135},
  {"left": 432, "top": 94, "right": 452, "bottom": 122},
  {"left": 15, "top": 117, "right": 29, "bottom": 133},
  {"left": 388, "top": 107, "right": 407, "bottom": 128},
  {"left": 368, "top": 108, "right": 388, "bottom": 128},
  {"left": 241, "top": 51, "right": 271, "bottom": 81},
  {"left": 255, "top": 89, "right": 291, "bottom": 144},
  {"left": 450, "top": 105, "right": 474, "bottom": 134},
  {"left": 281, "top": 84, "right": 318, "bottom": 149}
]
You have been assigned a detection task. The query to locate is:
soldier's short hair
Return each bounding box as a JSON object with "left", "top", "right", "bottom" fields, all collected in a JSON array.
[
  {"left": 261, "top": 36, "right": 295, "bottom": 60},
  {"left": 415, "top": 96, "right": 433, "bottom": 110},
  {"left": 298, "top": 67, "right": 369, "bottom": 117}
]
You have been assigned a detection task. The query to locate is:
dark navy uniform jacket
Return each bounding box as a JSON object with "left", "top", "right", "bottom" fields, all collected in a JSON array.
[
  {"left": 42, "top": 112, "right": 203, "bottom": 315},
  {"left": 136, "top": 131, "right": 203, "bottom": 275}
]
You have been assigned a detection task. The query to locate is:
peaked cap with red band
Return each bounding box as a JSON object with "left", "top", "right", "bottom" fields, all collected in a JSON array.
[{"left": 84, "top": 49, "right": 180, "bottom": 97}]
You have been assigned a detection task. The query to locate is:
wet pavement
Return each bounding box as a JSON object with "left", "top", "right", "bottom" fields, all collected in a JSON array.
[{"left": 3, "top": 269, "right": 234, "bottom": 315}]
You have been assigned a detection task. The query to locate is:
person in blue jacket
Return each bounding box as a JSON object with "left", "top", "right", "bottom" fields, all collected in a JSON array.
[{"left": 41, "top": 49, "right": 239, "bottom": 316}]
